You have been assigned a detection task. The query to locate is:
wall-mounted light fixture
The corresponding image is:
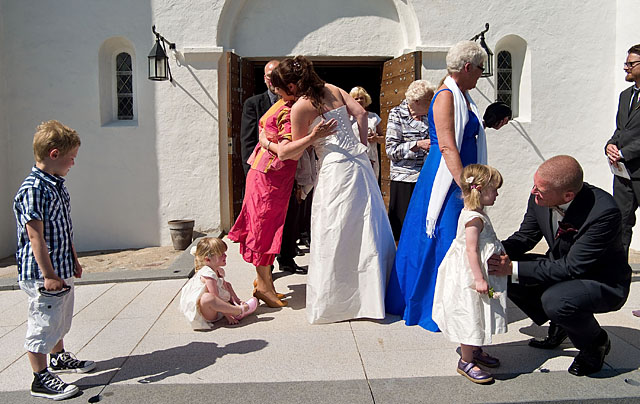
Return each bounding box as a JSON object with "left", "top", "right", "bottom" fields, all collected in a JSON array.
[
  {"left": 470, "top": 23, "right": 493, "bottom": 78},
  {"left": 148, "top": 25, "right": 176, "bottom": 82}
]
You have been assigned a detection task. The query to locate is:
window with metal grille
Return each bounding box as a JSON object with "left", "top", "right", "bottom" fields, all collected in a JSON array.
[
  {"left": 116, "top": 52, "right": 133, "bottom": 120},
  {"left": 496, "top": 51, "right": 512, "bottom": 107}
]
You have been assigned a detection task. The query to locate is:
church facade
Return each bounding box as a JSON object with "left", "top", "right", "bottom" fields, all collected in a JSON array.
[{"left": 0, "top": 0, "right": 637, "bottom": 256}]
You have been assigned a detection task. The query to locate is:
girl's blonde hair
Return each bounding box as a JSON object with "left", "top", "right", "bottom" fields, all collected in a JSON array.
[
  {"left": 349, "top": 86, "right": 372, "bottom": 108},
  {"left": 193, "top": 237, "right": 228, "bottom": 271},
  {"left": 460, "top": 164, "right": 503, "bottom": 210}
]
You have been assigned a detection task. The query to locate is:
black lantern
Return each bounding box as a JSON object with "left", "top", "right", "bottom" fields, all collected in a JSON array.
[
  {"left": 148, "top": 25, "right": 175, "bottom": 82},
  {"left": 470, "top": 23, "right": 494, "bottom": 78}
]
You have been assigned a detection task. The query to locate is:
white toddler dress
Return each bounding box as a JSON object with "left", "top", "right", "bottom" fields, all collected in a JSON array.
[
  {"left": 179, "top": 266, "right": 231, "bottom": 330},
  {"left": 432, "top": 209, "right": 507, "bottom": 346}
]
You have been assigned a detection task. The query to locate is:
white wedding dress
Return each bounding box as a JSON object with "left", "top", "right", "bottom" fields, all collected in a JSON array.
[{"left": 306, "top": 105, "right": 396, "bottom": 324}]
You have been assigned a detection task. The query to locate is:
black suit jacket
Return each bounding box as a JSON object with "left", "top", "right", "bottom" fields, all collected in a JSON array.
[
  {"left": 606, "top": 85, "right": 640, "bottom": 178},
  {"left": 502, "top": 183, "right": 631, "bottom": 292},
  {"left": 240, "top": 91, "right": 273, "bottom": 175}
]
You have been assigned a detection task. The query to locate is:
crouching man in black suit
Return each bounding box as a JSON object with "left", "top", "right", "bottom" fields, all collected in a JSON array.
[{"left": 489, "top": 155, "right": 631, "bottom": 376}]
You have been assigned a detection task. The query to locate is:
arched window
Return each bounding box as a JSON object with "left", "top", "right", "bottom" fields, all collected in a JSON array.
[
  {"left": 116, "top": 52, "right": 133, "bottom": 120},
  {"left": 496, "top": 50, "right": 512, "bottom": 108}
]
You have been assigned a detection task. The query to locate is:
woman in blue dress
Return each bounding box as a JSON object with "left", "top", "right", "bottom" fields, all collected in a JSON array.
[{"left": 385, "top": 41, "right": 490, "bottom": 331}]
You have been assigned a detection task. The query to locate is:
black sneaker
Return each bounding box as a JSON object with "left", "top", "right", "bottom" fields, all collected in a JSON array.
[
  {"left": 31, "top": 370, "right": 79, "bottom": 400},
  {"left": 48, "top": 351, "right": 96, "bottom": 374}
]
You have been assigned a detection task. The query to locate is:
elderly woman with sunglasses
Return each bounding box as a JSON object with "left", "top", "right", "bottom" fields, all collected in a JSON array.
[{"left": 386, "top": 40, "right": 493, "bottom": 332}]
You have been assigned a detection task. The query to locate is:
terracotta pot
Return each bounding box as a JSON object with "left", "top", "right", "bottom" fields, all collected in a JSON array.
[{"left": 167, "top": 220, "right": 195, "bottom": 250}]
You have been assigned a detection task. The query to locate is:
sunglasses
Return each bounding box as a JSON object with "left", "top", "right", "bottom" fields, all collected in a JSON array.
[{"left": 38, "top": 285, "right": 71, "bottom": 297}]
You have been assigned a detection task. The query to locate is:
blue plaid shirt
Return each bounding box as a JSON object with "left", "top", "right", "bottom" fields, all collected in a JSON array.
[{"left": 14, "top": 166, "right": 75, "bottom": 281}]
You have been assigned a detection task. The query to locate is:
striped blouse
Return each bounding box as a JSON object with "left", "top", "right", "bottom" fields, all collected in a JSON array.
[{"left": 385, "top": 100, "right": 429, "bottom": 182}]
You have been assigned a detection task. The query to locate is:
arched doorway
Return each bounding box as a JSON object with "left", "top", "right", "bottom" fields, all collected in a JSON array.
[{"left": 217, "top": 0, "right": 421, "bottom": 226}]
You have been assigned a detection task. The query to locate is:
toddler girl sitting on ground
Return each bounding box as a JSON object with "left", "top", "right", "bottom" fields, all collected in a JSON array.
[{"left": 180, "top": 237, "right": 257, "bottom": 330}]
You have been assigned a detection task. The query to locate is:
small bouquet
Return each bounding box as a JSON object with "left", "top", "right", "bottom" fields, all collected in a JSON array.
[{"left": 488, "top": 287, "right": 502, "bottom": 299}]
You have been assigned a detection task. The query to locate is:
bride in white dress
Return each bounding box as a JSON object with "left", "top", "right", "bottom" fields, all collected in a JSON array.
[{"left": 265, "top": 56, "right": 396, "bottom": 324}]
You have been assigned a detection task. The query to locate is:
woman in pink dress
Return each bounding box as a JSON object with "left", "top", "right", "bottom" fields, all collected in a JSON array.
[{"left": 228, "top": 77, "right": 336, "bottom": 308}]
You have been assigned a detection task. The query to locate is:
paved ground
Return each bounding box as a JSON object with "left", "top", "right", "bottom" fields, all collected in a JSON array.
[{"left": 0, "top": 237, "right": 639, "bottom": 403}]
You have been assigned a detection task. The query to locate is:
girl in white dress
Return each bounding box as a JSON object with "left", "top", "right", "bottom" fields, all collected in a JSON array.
[
  {"left": 432, "top": 164, "right": 507, "bottom": 384},
  {"left": 179, "top": 238, "right": 258, "bottom": 330}
]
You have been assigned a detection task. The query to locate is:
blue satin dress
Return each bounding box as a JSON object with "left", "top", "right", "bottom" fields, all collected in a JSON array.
[{"left": 385, "top": 88, "right": 480, "bottom": 331}]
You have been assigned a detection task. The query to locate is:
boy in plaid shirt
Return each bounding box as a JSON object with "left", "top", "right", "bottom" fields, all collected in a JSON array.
[{"left": 14, "top": 120, "right": 95, "bottom": 400}]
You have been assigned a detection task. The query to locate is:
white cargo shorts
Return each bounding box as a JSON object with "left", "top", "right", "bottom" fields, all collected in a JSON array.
[{"left": 19, "top": 278, "right": 75, "bottom": 354}]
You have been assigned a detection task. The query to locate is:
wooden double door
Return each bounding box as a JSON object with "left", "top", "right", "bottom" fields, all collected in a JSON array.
[{"left": 226, "top": 51, "right": 422, "bottom": 226}]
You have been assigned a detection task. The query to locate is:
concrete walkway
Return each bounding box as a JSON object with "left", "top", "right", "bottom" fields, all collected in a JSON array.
[{"left": 1, "top": 237, "right": 639, "bottom": 403}]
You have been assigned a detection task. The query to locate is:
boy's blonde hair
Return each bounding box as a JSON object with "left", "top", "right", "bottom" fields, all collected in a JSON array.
[
  {"left": 349, "top": 86, "right": 372, "bottom": 108},
  {"left": 460, "top": 164, "right": 503, "bottom": 210},
  {"left": 193, "top": 237, "right": 228, "bottom": 272},
  {"left": 33, "top": 120, "right": 81, "bottom": 163}
]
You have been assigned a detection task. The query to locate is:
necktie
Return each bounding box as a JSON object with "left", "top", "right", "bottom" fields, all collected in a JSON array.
[
  {"left": 551, "top": 205, "right": 565, "bottom": 217},
  {"left": 630, "top": 88, "right": 639, "bottom": 116}
]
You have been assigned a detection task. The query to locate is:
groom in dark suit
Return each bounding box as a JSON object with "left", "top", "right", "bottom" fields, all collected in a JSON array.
[
  {"left": 489, "top": 156, "right": 631, "bottom": 376},
  {"left": 605, "top": 44, "right": 640, "bottom": 255}
]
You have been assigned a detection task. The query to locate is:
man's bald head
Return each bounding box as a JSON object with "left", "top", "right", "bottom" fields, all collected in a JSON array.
[
  {"left": 264, "top": 60, "right": 280, "bottom": 92},
  {"left": 537, "top": 155, "right": 583, "bottom": 194}
]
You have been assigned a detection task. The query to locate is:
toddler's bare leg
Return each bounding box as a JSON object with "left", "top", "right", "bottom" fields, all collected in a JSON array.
[{"left": 199, "top": 292, "right": 242, "bottom": 321}]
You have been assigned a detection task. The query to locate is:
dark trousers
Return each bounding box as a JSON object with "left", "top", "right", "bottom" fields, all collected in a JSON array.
[
  {"left": 508, "top": 270, "right": 628, "bottom": 350},
  {"left": 389, "top": 180, "right": 417, "bottom": 241},
  {"left": 297, "top": 189, "right": 313, "bottom": 242},
  {"left": 613, "top": 175, "right": 640, "bottom": 255},
  {"left": 278, "top": 185, "right": 300, "bottom": 263}
]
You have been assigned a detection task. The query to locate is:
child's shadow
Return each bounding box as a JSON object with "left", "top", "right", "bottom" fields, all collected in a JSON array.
[{"left": 74, "top": 340, "right": 268, "bottom": 387}]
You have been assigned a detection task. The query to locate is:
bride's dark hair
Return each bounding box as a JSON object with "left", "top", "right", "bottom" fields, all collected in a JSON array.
[{"left": 270, "top": 56, "right": 326, "bottom": 114}]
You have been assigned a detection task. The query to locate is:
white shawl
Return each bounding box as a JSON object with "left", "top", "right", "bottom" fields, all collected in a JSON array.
[{"left": 425, "top": 76, "right": 487, "bottom": 237}]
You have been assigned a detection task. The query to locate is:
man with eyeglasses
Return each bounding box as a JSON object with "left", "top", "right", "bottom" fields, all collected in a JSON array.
[{"left": 606, "top": 44, "right": 640, "bottom": 255}]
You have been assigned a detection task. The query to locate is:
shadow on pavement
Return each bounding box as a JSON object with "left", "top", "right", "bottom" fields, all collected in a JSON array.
[{"left": 74, "top": 340, "right": 268, "bottom": 387}]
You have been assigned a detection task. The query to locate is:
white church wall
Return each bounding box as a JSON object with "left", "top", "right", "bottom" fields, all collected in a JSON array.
[
  {"left": 150, "top": 0, "right": 229, "bottom": 239},
  {"left": 2, "top": 0, "right": 227, "bottom": 252},
  {"left": 0, "top": 2, "right": 12, "bottom": 258},
  {"left": 3, "top": 0, "right": 162, "bottom": 251},
  {"left": 153, "top": 48, "right": 225, "bottom": 241},
  {"left": 226, "top": 0, "right": 404, "bottom": 57},
  {"left": 2, "top": 0, "right": 639, "bottom": 254}
]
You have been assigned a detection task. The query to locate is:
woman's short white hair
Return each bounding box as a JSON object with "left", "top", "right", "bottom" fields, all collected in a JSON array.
[
  {"left": 446, "top": 40, "right": 487, "bottom": 74},
  {"left": 405, "top": 80, "right": 436, "bottom": 104}
]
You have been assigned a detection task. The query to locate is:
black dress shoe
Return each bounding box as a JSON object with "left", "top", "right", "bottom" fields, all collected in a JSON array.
[
  {"left": 568, "top": 332, "right": 611, "bottom": 376},
  {"left": 278, "top": 261, "right": 308, "bottom": 274},
  {"left": 528, "top": 323, "right": 568, "bottom": 349}
]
